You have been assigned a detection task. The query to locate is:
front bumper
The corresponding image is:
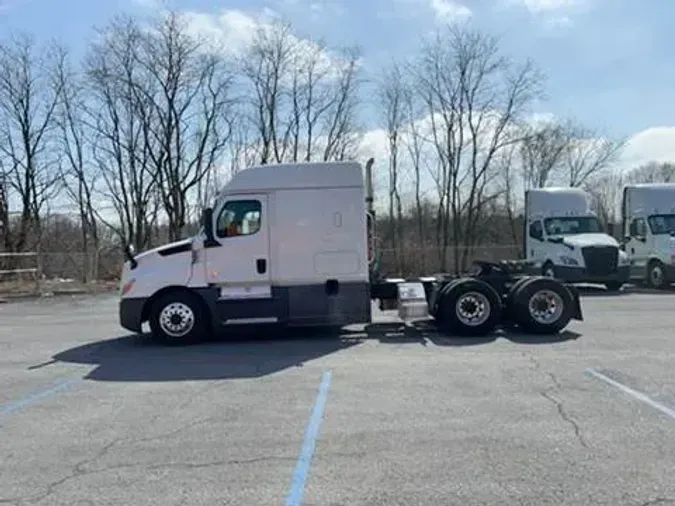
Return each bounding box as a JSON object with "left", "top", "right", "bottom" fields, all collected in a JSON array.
[
  {"left": 119, "top": 297, "right": 147, "bottom": 333},
  {"left": 555, "top": 265, "right": 630, "bottom": 284}
]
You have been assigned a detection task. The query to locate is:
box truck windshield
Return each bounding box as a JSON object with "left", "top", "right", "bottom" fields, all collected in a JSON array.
[
  {"left": 544, "top": 216, "right": 604, "bottom": 236},
  {"left": 647, "top": 215, "right": 675, "bottom": 235}
]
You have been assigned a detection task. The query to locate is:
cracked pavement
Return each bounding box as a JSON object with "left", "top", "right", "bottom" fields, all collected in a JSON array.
[{"left": 2, "top": 291, "right": 675, "bottom": 505}]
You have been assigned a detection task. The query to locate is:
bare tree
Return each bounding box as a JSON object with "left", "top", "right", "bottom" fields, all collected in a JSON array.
[
  {"left": 52, "top": 45, "right": 101, "bottom": 281},
  {"left": 84, "top": 16, "right": 159, "bottom": 251},
  {"left": 586, "top": 168, "right": 624, "bottom": 228},
  {"left": 402, "top": 82, "right": 429, "bottom": 265},
  {"left": 413, "top": 25, "right": 542, "bottom": 272},
  {"left": 135, "top": 11, "right": 235, "bottom": 241},
  {"left": 0, "top": 33, "right": 63, "bottom": 253},
  {"left": 241, "top": 19, "right": 361, "bottom": 164},
  {"left": 625, "top": 160, "right": 675, "bottom": 183},
  {"left": 380, "top": 62, "right": 406, "bottom": 272},
  {"left": 520, "top": 121, "right": 570, "bottom": 188},
  {"left": 565, "top": 123, "right": 625, "bottom": 187}
]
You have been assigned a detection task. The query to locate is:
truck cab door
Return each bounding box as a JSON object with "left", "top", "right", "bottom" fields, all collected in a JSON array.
[
  {"left": 205, "top": 194, "right": 278, "bottom": 325},
  {"left": 627, "top": 217, "right": 648, "bottom": 279},
  {"left": 527, "top": 220, "right": 545, "bottom": 268}
]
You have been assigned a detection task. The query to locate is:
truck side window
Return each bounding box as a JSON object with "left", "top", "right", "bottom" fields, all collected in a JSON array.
[
  {"left": 216, "top": 200, "right": 261, "bottom": 238},
  {"left": 630, "top": 218, "right": 646, "bottom": 237},
  {"left": 529, "top": 220, "right": 543, "bottom": 240}
]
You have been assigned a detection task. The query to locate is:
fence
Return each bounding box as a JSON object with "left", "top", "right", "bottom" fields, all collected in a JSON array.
[
  {"left": 0, "top": 249, "right": 123, "bottom": 297},
  {"left": 0, "top": 252, "right": 40, "bottom": 296}
]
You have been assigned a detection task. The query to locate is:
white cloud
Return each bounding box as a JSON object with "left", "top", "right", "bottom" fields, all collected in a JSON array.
[
  {"left": 501, "top": 0, "right": 590, "bottom": 29},
  {"left": 429, "top": 0, "right": 473, "bottom": 23},
  {"left": 619, "top": 127, "right": 675, "bottom": 170},
  {"left": 181, "top": 9, "right": 266, "bottom": 55},
  {"left": 516, "top": 0, "right": 583, "bottom": 13},
  {"left": 180, "top": 8, "right": 357, "bottom": 78}
]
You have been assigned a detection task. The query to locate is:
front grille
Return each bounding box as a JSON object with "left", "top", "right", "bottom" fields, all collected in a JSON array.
[{"left": 581, "top": 246, "right": 619, "bottom": 276}]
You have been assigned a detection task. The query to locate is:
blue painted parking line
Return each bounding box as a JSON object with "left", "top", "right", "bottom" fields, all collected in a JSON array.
[
  {"left": 285, "top": 371, "right": 332, "bottom": 506},
  {"left": 0, "top": 378, "right": 79, "bottom": 420}
]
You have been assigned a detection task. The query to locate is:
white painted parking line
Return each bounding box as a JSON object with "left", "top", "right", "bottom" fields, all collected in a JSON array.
[{"left": 586, "top": 368, "right": 675, "bottom": 420}]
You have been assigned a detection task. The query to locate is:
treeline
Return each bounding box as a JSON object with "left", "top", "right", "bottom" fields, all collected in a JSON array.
[{"left": 0, "top": 9, "right": 671, "bottom": 282}]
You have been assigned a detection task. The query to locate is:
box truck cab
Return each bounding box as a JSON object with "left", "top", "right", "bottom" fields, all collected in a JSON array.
[
  {"left": 524, "top": 187, "right": 630, "bottom": 291},
  {"left": 622, "top": 183, "right": 675, "bottom": 288}
]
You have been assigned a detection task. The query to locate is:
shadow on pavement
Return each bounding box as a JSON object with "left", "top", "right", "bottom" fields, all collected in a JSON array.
[
  {"left": 48, "top": 321, "right": 582, "bottom": 382},
  {"left": 576, "top": 284, "right": 675, "bottom": 297}
]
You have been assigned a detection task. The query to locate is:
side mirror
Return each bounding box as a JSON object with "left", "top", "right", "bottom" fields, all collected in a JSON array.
[{"left": 202, "top": 207, "right": 218, "bottom": 247}]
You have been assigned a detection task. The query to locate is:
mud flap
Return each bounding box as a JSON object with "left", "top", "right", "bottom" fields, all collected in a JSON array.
[{"left": 565, "top": 284, "right": 584, "bottom": 321}]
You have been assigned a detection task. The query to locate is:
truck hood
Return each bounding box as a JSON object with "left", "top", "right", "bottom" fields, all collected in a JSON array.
[
  {"left": 135, "top": 238, "right": 193, "bottom": 261},
  {"left": 560, "top": 233, "right": 619, "bottom": 248}
]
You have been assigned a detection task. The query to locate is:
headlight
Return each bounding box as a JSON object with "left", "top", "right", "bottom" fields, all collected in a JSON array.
[{"left": 559, "top": 255, "right": 578, "bottom": 266}]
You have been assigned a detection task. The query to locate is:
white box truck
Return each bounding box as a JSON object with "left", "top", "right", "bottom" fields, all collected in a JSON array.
[
  {"left": 118, "top": 160, "right": 583, "bottom": 345},
  {"left": 524, "top": 187, "right": 630, "bottom": 291},
  {"left": 622, "top": 183, "right": 675, "bottom": 288}
]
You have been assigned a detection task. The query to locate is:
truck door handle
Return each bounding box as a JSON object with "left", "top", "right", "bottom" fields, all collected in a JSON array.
[{"left": 256, "top": 258, "right": 267, "bottom": 274}]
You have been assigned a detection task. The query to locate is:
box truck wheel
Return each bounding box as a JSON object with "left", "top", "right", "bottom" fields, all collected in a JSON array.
[
  {"left": 647, "top": 260, "right": 667, "bottom": 289},
  {"left": 436, "top": 278, "right": 501, "bottom": 337},
  {"left": 149, "top": 290, "right": 209, "bottom": 346},
  {"left": 511, "top": 278, "right": 573, "bottom": 334}
]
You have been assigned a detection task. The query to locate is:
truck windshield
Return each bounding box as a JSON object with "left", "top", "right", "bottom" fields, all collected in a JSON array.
[
  {"left": 648, "top": 214, "right": 675, "bottom": 235},
  {"left": 543, "top": 216, "right": 603, "bottom": 235}
]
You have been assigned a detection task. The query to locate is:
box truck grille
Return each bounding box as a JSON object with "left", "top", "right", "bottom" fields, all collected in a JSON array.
[{"left": 582, "top": 246, "right": 618, "bottom": 276}]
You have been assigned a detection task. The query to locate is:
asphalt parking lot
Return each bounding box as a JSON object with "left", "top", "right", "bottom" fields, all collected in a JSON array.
[{"left": 2, "top": 289, "right": 675, "bottom": 506}]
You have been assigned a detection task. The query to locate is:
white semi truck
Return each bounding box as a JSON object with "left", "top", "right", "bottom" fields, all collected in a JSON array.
[
  {"left": 622, "top": 183, "right": 675, "bottom": 288},
  {"left": 524, "top": 187, "right": 630, "bottom": 291},
  {"left": 118, "top": 160, "right": 583, "bottom": 345}
]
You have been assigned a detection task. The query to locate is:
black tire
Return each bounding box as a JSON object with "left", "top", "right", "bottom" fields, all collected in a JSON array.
[
  {"left": 647, "top": 260, "right": 668, "bottom": 289},
  {"left": 503, "top": 276, "right": 534, "bottom": 323},
  {"left": 148, "top": 290, "right": 210, "bottom": 346},
  {"left": 605, "top": 281, "right": 624, "bottom": 292},
  {"left": 511, "top": 277, "right": 573, "bottom": 334},
  {"left": 436, "top": 278, "right": 501, "bottom": 337},
  {"left": 429, "top": 279, "right": 461, "bottom": 323}
]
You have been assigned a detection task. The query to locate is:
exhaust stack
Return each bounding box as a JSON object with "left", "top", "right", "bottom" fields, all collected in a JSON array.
[{"left": 365, "top": 157, "right": 374, "bottom": 216}]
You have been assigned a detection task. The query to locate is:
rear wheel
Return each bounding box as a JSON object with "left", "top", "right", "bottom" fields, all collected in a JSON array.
[
  {"left": 149, "top": 290, "right": 210, "bottom": 345},
  {"left": 436, "top": 278, "right": 501, "bottom": 336},
  {"left": 511, "top": 277, "right": 573, "bottom": 334}
]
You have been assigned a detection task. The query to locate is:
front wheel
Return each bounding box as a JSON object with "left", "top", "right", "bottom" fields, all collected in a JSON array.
[
  {"left": 647, "top": 260, "right": 668, "bottom": 289},
  {"left": 510, "top": 277, "right": 574, "bottom": 334},
  {"left": 149, "top": 290, "right": 210, "bottom": 345}
]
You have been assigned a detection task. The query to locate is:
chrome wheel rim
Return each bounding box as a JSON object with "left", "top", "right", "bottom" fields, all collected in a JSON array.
[
  {"left": 528, "top": 289, "right": 564, "bottom": 324},
  {"left": 159, "top": 302, "right": 195, "bottom": 338},
  {"left": 455, "top": 292, "right": 491, "bottom": 326}
]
